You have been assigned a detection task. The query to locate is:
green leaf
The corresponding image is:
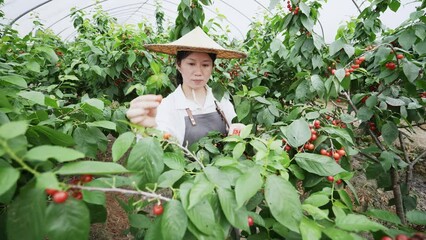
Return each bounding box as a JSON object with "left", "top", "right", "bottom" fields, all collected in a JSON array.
[
  {"left": 300, "top": 217, "right": 321, "bottom": 240},
  {"left": 7, "top": 186, "right": 46, "bottom": 240},
  {"left": 26, "top": 61, "right": 40, "bottom": 72},
  {"left": 158, "top": 170, "right": 185, "bottom": 188},
  {"left": 235, "top": 167, "right": 263, "bottom": 209},
  {"left": 25, "top": 145, "right": 84, "bottom": 162},
  {"left": 398, "top": 29, "right": 417, "bottom": 50},
  {"left": 365, "top": 209, "right": 401, "bottom": 225},
  {"left": 283, "top": 119, "right": 311, "bottom": 147},
  {"left": 406, "top": 210, "right": 426, "bottom": 225},
  {"left": 299, "top": 1, "right": 310, "bottom": 15},
  {"left": 340, "top": 113, "right": 356, "bottom": 123},
  {"left": 35, "top": 172, "right": 59, "bottom": 190},
  {"left": 386, "top": 97, "right": 405, "bottom": 106},
  {"left": 189, "top": 174, "right": 215, "bottom": 209},
  {"left": 336, "top": 214, "right": 387, "bottom": 232},
  {"left": 161, "top": 200, "right": 188, "bottom": 240},
  {"left": 236, "top": 99, "right": 251, "bottom": 121},
  {"left": 217, "top": 187, "right": 250, "bottom": 233},
  {"left": 204, "top": 166, "right": 231, "bottom": 189},
  {"left": 18, "top": 90, "right": 45, "bottom": 106},
  {"left": 323, "top": 227, "right": 355, "bottom": 240},
  {"left": 86, "top": 121, "right": 116, "bottom": 130},
  {"left": 163, "top": 152, "right": 186, "bottom": 170},
  {"left": 414, "top": 40, "right": 426, "bottom": 55},
  {"left": 329, "top": 38, "right": 344, "bottom": 56},
  {"left": 389, "top": 0, "right": 401, "bottom": 11},
  {"left": 303, "top": 193, "right": 330, "bottom": 207},
  {"left": 36, "top": 46, "right": 59, "bottom": 63},
  {"left": 82, "top": 98, "right": 104, "bottom": 111},
  {"left": 233, "top": 142, "right": 246, "bottom": 159},
  {"left": 128, "top": 50, "right": 136, "bottom": 66},
  {"left": 357, "top": 106, "right": 374, "bottom": 121},
  {"left": 311, "top": 75, "right": 325, "bottom": 97},
  {"left": 337, "top": 189, "right": 353, "bottom": 211},
  {"left": 82, "top": 180, "right": 106, "bottom": 205},
  {"left": 45, "top": 198, "right": 90, "bottom": 240},
  {"left": 335, "top": 68, "right": 346, "bottom": 82},
  {"left": 0, "top": 167, "right": 20, "bottom": 196},
  {"left": 295, "top": 153, "right": 346, "bottom": 176},
  {"left": 302, "top": 204, "right": 330, "bottom": 220},
  {"left": 150, "top": 61, "right": 161, "bottom": 75},
  {"left": 381, "top": 121, "right": 398, "bottom": 145},
  {"left": 31, "top": 126, "right": 75, "bottom": 147},
  {"left": 402, "top": 60, "right": 420, "bottom": 82},
  {"left": 0, "top": 121, "right": 28, "bottom": 139},
  {"left": 180, "top": 182, "right": 217, "bottom": 236},
  {"left": 129, "top": 214, "right": 152, "bottom": 229},
  {"left": 56, "top": 161, "right": 129, "bottom": 175},
  {"left": 265, "top": 175, "right": 302, "bottom": 233},
  {"left": 343, "top": 44, "right": 355, "bottom": 58},
  {"left": 112, "top": 132, "right": 135, "bottom": 162},
  {"left": 0, "top": 75, "right": 27, "bottom": 88},
  {"left": 126, "top": 137, "right": 164, "bottom": 183}
]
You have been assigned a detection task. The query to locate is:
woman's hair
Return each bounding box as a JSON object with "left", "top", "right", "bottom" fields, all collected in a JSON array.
[{"left": 176, "top": 51, "right": 217, "bottom": 86}]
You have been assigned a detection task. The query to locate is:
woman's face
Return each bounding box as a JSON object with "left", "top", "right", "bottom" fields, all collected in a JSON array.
[{"left": 177, "top": 52, "right": 213, "bottom": 90}]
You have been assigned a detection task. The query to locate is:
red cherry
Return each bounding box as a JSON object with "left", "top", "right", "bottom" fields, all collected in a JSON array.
[
  {"left": 381, "top": 236, "right": 393, "bottom": 240},
  {"left": 53, "top": 191, "right": 68, "bottom": 203},
  {"left": 310, "top": 129, "right": 317, "bottom": 134},
  {"left": 327, "top": 176, "right": 334, "bottom": 182},
  {"left": 284, "top": 145, "right": 291, "bottom": 151},
  {"left": 358, "top": 56, "right": 366, "bottom": 62},
  {"left": 354, "top": 59, "right": 361, "bottom": 65},
  {"left": 153, "top": 204, "right": 164, "bottom": 216},
  {"left": 337, "top": 149, "right": 346, "bottom": 156},
  {"left": 80, "top": 174, "right": 93, "bottom": 183},
  {"left": 333, "top": 152, "right": 341, "bottom": 161},
  {"left": 72, "top": 191, "right": 83, "bottom": 200},
  {"left": 313, "top": 120, "right": 321, "bottom": 129},
  {"left": 310, "top": 134, "right": 317, "bottom": 141},
  {"left": 308, "top": 143, "right": 315, "bottom": 151},
  {"left": 45, "top": 188, "right": 58, "bottom": 196},
  {"left": 320, "top": 149, "right": 328, "bottom": 155},
  {"left": 163, "top": 132, "right": 172, "bottom": 140},
  {"left": 395, "top": 234, "right": 409, "bottom": 240},
  {"left": 248, "top": 216, "right": 254, "bottom": 226},
  {"left": 336, "top": 179, "right": 343, "bottom": 184},
  {"left": 396, "top": 54, "right": 404, "bottom": 59}
]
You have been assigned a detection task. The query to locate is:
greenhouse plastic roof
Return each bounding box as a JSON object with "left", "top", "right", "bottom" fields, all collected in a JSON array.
[
  {"left": 2, "top": 0, "right": 271, "bottom": 41},
  {"left": 1, "top": 0, "right": 420, "bottom": 43}
]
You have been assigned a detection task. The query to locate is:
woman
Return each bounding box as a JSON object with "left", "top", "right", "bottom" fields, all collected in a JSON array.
[{"left": 126, "top": 27, "right": 246, "bottom": 146}]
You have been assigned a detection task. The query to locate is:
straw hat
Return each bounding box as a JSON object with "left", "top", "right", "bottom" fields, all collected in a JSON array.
[{"left": 144, "top": 27, "right": 247, "bottom": 59}]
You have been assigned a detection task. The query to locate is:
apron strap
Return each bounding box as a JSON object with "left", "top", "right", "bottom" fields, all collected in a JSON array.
[
  {"left": 214, "top": 101, "right": 230, "bottom": 131},
  {"left": 185, "top": 108, "right": 197, "bottom": 126}
]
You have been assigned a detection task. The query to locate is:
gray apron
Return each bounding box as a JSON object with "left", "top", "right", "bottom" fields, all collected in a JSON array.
[{"left": 183, "top": 101, "right": 229, "bottom": 146}]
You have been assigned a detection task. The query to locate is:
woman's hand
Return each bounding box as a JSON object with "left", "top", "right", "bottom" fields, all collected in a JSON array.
[
  {"left": 126, "top": 95, "right": 162, "bottom": 128},
  {"left": 228, "top": 123, "right": 246, "bottom": 136}
]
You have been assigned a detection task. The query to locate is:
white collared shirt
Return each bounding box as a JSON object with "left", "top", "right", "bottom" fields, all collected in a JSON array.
[{"left": 156, "top": 85, "right": 236, "bottom": 144}]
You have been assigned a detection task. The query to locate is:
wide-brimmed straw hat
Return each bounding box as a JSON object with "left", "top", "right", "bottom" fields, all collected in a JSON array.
[{"left": 144, "top": 26, "right": 247, "bottom": 59}]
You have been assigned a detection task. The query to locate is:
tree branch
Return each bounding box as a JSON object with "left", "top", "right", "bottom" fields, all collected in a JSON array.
[{"left": 69, "top": 185, "right": 172, "bottom": 202}]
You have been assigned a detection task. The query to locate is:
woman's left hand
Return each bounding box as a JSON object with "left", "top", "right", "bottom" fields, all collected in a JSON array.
[{"left": 228, "top": 123, "right": 246, "bottom": 136}]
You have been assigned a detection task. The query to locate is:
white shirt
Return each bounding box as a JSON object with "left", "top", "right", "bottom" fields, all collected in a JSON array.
[{"left": 156, "top": 85, "right": 237, "bottom": 144}]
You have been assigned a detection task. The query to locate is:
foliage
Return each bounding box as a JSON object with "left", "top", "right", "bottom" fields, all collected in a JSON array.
[{"left": 0, "top": 0, "right": 426, "bottom": 240}]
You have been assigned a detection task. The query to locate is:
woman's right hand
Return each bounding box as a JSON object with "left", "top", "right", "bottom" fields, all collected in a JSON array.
[{"left": 126, "top": 95, "right": 162, "bottom": 128}]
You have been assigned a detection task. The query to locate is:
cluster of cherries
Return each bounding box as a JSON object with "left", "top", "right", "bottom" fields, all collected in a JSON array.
[
  {"left": 286, "top": 1, "right": 299, "bottom": 15},
  {"left": 385, "top": 53, "right": 404, "bottom": 70},
  {"left": 381, "top": 232, "right": 425, "bottom": 240},
  {"left": 45, "top": 174, "right": 94, "bottom": 203}
]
